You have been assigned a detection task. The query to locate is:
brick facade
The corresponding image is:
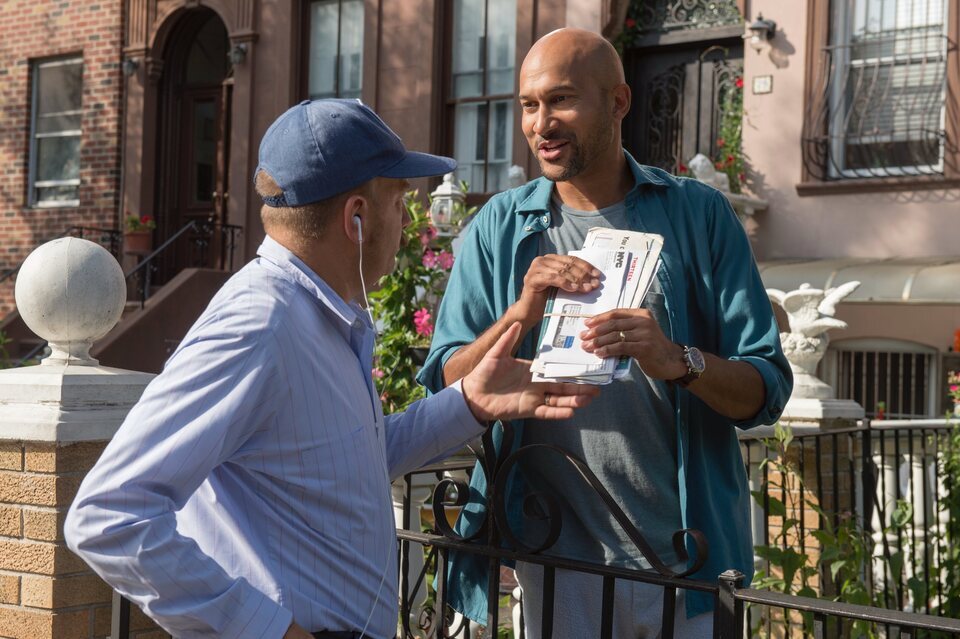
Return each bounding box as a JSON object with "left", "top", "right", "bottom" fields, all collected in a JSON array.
[
  {"left": 0, "top": 1, "right": 124, "bottom": 316},
  {"left": 0, "top": 440, "right": 168, "bottom": 638}
]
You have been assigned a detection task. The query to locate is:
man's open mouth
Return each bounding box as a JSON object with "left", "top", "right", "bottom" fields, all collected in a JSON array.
[{"left": 537, "top": 139, "right": 569, "bottom": 161}]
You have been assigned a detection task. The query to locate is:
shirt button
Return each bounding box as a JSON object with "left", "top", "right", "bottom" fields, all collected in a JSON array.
[{"left": 524, "top": 226, "right": 533, "bottom": 231}]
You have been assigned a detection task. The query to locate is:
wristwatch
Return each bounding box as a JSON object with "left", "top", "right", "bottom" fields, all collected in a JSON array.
[{"left": 669, "top": 344, "right": 705, "bottom": 388}]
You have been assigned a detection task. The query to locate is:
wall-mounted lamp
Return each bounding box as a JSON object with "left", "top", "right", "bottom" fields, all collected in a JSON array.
[
  {"left": 429, "top": 173, "right": 465, "bottom": 236},
  {"left": 228, "top": 43, "right": 248, "bottom": 66},
  {"left": 121, "top": 57, "right": 139, "bottom": 77},
  {"left": 746, "top": 14, "right": 777, "bottom": 53}
]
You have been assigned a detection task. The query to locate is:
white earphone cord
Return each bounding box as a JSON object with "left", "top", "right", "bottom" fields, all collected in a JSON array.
[{"left": 355, "top": 216, "right": 388, "bottom": 639}]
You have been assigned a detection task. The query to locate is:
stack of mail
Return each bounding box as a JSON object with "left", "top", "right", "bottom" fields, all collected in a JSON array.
[{"left": 530, "top": 228, "right": 664, "bottom": 385}]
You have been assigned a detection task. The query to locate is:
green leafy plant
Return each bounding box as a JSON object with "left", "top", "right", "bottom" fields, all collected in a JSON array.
[
  {"left": 715, "top": 74, "right": 745, "bottom": 194},
  {"left": 368, "top": 190, "right": 474, "bottom": 413},
  {"left": 750, "top": 423, "right": 916, "bottom": 638},
  {"left": 124, "top": 212, "right": 156, "bottom": 232},
  {"left": 0, "top": 330, "right": 10, "bottom": 369},
  {"left": 935, "top": 422, "right": 960, "bottom": 620}
]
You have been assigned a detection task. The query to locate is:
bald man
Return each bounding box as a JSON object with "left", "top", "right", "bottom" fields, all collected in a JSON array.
[{"left": 420, "top": 29, "right": 791, "bottom": 638}]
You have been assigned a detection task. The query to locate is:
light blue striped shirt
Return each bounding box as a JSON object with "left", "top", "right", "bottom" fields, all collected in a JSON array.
[{"left": 65, "top": 235, "right": 484, "bottom": 638}]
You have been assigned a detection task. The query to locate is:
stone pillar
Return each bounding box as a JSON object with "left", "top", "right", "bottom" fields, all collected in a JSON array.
[{"left": 0, "top": 238, "right": 154, "bottom": 638}]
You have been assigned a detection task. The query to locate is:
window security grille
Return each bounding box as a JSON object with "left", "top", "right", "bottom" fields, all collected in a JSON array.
[
  {"left": 833, "top": 348, "right": 933, "bottom": 418},
  {"left": 802, "top": 0, "right": 949, "bottom": 180}
]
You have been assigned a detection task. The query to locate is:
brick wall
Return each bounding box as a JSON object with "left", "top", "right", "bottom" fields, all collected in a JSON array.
[
  {"left": 0, "top": 1, "right": 124, "bottom": 317},
  {"left": 0, "top": 440, "right": 169, "bottom": 639}
]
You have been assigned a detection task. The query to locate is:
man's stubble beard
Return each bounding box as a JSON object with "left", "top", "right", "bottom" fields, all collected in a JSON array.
[{"left": 537, "top": 109, "right": 616, "bottom": 183}]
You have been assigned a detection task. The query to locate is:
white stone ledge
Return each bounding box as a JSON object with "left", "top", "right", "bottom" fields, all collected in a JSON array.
[{"left": 0, "top": 365, "right": 153, "bottom": 443}]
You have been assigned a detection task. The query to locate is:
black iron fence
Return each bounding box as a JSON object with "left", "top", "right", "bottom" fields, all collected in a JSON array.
[
  {"left": 108, "top": 418, "right": 960, "bottom": 638},
  {"left": 8, "top": 221, "right": 243, "bottom": 368},
  {"left": 125, "top": 219, "right": 243, "bottom": 308},
  {"left": 0, "top": 225, "right": 122, "bottom": 285}
]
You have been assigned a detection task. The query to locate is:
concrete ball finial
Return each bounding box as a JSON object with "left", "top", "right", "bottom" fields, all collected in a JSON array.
[{"left": 14, "top": 238, "right": 126, "bottom": 366}]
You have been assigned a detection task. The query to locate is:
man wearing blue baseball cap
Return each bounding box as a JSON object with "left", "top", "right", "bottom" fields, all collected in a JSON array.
[{"left": 65, "top": 99, "right": 598, "bottom": 639}]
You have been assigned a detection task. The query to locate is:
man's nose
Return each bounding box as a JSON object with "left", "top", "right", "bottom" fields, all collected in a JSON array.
[{"left": 531, "top": 106, "right": 554, "bottom": 137}]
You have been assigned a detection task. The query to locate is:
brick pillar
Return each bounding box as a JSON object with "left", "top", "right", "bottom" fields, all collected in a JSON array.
[
  {"left": 0, "top": 440, "right": 110, "bottom": 638},
  {"left": 0, "top": 364, "right": 156, "bottom": 639}
]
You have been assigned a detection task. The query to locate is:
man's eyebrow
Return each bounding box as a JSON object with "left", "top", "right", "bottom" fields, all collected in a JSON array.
[{"left": 518, "top": 84, "right": 578, "bottom": 100}]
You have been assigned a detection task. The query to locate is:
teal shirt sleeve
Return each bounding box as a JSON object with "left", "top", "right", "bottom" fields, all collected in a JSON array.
[
  {"left": 704, "top": 189, "right": 792, "bottom": 428},
  {"left": 418, "top": 207, "right": 500, "bottom": 394}
]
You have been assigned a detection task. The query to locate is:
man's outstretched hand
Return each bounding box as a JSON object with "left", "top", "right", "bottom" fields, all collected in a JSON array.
[{"left": 461, "top": 322, "right": 600, "bottom": 422}]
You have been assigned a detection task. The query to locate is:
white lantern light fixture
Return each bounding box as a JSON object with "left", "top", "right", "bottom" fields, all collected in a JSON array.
[{"left": 429, "top": 173, "right": 465, "bottom": 236}]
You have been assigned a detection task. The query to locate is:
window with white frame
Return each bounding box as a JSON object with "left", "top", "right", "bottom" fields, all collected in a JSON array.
[
  {"left": 449, "top": 0, "right": 516, "bottom": 193},
  {"left": 308, "top": 0, "right": 364, "bottom": 100},
  {"left": 29, "top": 57, "right": 83, "bottom": 207},
  {"left": 824, "top": 339, "right": 938, "bottom": 418},
  {"left": 825, "top": 0, "right": 948, "bottom": 178}
]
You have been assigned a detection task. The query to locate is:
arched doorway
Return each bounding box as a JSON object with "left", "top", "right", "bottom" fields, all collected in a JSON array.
[{"left": 154, "top": 8, "right": 231, "bottom": 285}]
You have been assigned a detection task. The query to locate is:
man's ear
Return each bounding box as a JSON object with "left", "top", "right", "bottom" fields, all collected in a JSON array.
[
  {"left": 341, "top": 194, "right": 366, "bottom": 245},
  {"left": 612, "top": 83, "right": 631, "bottom": 121}
]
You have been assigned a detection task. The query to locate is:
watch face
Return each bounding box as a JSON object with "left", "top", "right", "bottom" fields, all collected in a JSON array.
[{"left": 686, "top": 347, "right": 706, "bottom": 374}]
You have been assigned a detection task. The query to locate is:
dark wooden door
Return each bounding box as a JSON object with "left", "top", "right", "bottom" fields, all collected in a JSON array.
[
  {"left": 623, "top": 43, "right": 743, "bottom": 172},
  {"left": 177, "top": 87, "right": 221, "bottom": 230},
  {"left": 153, "top": 8, "right": 229, "bottom": 286}
]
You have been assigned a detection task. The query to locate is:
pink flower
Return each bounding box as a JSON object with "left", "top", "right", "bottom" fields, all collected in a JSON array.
[
  {"left": 414, "top": 308, "right": 434, "bottom": 337},
  {"left": 951, "top": 384, "right": 959, "bottom": 393},
  {"left": 437, "top": 250, "right": 454, "bottom": 270},
  {"left": 419, "top": 225, "right": 439, "bottom": 247},
  {"left": 735, "top": 77, "right": 744, "bottom": 89},
  {"left": 422, "top": 250, "right": 439, "bottom": 269},
  {"left": 372, "top": 368, "right": 385, "bottom": 380}
]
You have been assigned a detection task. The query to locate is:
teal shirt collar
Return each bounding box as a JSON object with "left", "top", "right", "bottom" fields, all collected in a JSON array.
[{"left": 514, "top": 151, "right": 668, "bottom": 221}]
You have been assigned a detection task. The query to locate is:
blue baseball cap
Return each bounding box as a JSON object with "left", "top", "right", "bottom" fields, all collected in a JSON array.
[{"left": 254, "top": 99, "right": 457, "bottom": 207}]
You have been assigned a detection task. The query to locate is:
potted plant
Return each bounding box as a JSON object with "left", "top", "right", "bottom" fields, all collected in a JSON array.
[{"left": 123, "top": 213, "right": 156, "bottom": 256}]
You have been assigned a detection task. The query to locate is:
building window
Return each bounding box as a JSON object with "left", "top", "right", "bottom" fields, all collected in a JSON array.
[
  {"left": 802, "top": 0, "right": 951, "bottom": 180},
  {"left": 308, "top": 0, "right": 364, "bottom": 99},
  {"left": 449, "top": 0, "right": 516, "bottom": 193},
  {"left": 29, "top": 57, "right": 83, "bottom": 207},
  {"left": 825, "top": 339, "right": 937, "bottom": 418}
]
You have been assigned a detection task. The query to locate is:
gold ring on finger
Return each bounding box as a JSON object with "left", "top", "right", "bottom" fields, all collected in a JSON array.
[
  {"left": 618, "top": 330, "right": 626, "bottom": 343},
  {"left": 544, "top": 393, "right": 552, "bottom": 406}
]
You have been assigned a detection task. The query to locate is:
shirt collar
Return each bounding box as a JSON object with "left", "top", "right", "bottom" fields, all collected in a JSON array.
[
  {"left": 515, "top": 149, "right": 668, "bottom": 216},
  {"left": 256, "top": 234, "right": 371, "bottom": 330}
]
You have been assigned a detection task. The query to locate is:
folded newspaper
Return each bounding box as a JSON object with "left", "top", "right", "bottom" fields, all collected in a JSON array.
[{"left": 530, "top": 228, "right": 664, "bottom": 385}]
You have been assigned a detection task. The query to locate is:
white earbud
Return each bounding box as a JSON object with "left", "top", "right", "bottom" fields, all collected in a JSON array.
[{"left": 353, "top": 214, "right": 363, "bottom": 243}]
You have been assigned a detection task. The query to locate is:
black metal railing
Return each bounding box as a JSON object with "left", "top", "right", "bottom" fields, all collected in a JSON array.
[
  {"left": 632, "top": 0, "right": 742, "bottom": 34},
  {"left": 108, "top": 417, "right": 960, "bottom": 639},
  {"left": 125, "top": 220, "right": 243, "bottom": 309},
  {"left": 802, "top": 32, "right": 953, "bottom": 181},
  {"left": 720, "top": 569, "right": 960, "bottom": 639},
  {"left": 7, "top": 221, "right": 241, "bottom": 368},
  {"left": 742, "top": 420, "right": 959, "bottom": 615},
  {"left": 0, "top": 225, "right": 121, "bottom": 285}
]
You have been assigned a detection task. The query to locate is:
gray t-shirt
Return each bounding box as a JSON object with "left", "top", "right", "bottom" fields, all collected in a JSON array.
[{"left": 519, "top": 196, "right": 683, "bottom": 570}]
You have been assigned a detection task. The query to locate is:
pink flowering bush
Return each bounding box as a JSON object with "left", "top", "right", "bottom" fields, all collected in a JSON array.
[
  {"left": 413, "top": 308, "right": 433, "bottom": 337},
  {"left": 368, "top": 189, "right": 474, "bottom": 412}
]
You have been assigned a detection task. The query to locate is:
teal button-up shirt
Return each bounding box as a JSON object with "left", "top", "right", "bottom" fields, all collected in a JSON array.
[{"left": 418, "top": 153, "right": 792, "bottom": 619}]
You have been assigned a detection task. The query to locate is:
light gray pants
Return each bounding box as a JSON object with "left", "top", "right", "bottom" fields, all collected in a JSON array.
[{"left": 515, "top": 562, "right": 713, "bottom": 639}]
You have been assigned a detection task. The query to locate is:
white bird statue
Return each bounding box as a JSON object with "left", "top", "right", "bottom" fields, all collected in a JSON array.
[{"left": 767, "top": 281, "right": 860, "bottom": 399}]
